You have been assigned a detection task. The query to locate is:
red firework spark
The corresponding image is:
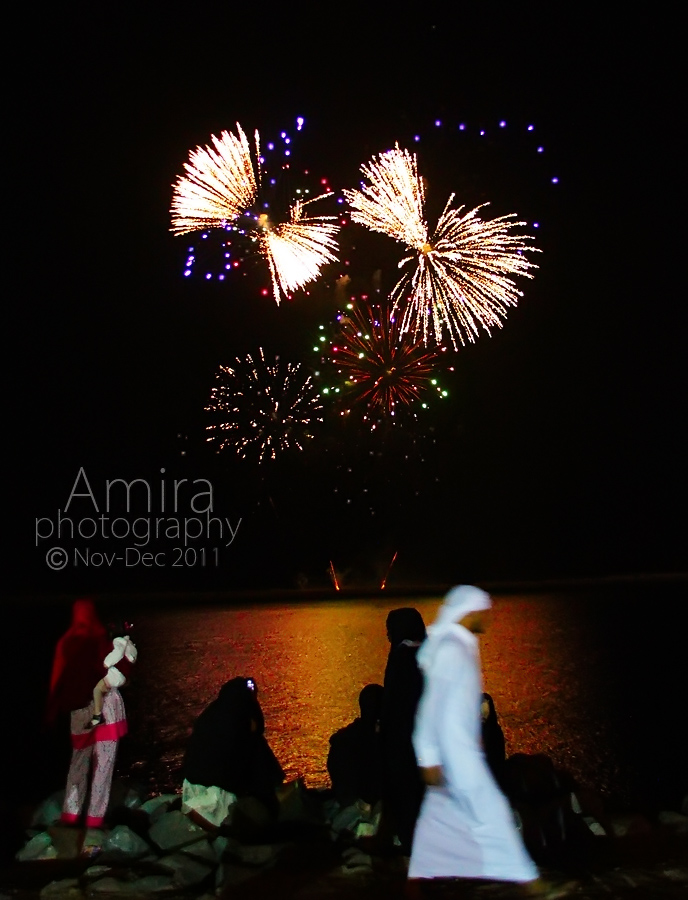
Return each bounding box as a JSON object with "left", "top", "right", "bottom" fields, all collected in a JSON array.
[{"left": 327, "top": 298, "right": 448, "bottom": 418}]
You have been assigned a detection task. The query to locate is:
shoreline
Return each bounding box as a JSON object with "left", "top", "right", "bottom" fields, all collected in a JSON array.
[{"left": 7, "top": 570, "right": 688, "bottom": 608}]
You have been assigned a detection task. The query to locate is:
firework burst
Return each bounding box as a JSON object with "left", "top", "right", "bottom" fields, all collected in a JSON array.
[
  {"left": 343, "top": 145, "right": 539, "bottom": 348},
  {"left": 316, "top": 297, "right": 449, "bottom": 423},
  {"left": 205, "top": 350, "right": 323, "bottom": 463},
  {"left": 170, "top": 125, "right": 257, "bottom": 234},
  {"left": 259, "top": 197, "right": 340, "bottom": 301},
  {"left": 171, "top": 122, "right": 339, "bottom": 303}
]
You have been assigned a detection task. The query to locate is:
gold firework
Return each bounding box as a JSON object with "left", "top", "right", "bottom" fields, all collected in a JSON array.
[
  {"left": 343, "top": 145, "right": 539, "bottom": 348},
  {"left": 205, "top": 349, "right": 323, "bottom": 463},
  {"left": 260, "top": 197, "right": 339, "bottom": 302},
  {"left": 171, "top": 124, "right": 257, "bottom": 235},
  {"left": 171, "top": 123, "right": 339, "bottom": 303}
]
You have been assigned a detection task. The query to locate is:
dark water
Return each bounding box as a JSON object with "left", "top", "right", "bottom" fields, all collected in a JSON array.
[{"left": 7, "top": 581, "right": 687, "bottom": 818}]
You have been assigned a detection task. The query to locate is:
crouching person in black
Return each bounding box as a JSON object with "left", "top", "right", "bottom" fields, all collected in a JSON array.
[
  {"left": 326, "top": 684, "right": 385, "bottom": 839},
  {"left": 181, "top": 676, "right": 287, "bottom": 838}
]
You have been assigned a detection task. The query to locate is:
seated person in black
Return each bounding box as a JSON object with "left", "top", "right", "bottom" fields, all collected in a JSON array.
[
  {"left": 181, "top": 676, "right": 285, "bottom": 831},
  {"left": 481, "top": 691, "right": 507, "bottom": 785},
  {"left": 327, "top": 683, "right": 384, "bottom": 809}
]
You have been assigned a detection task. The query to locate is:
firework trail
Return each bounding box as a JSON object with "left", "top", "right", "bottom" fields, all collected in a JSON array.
[
  {"left": 318, "top": 297, "right": 448, "bottom": 422},
  {"left": 205, "top": 349, "right": 323, "bottom": 463},
  {"left": 171, "top": 123, "right": 339, "bottom": 303},
  {"left": 329, "top": 561, "right": 341, "bottom": 591},
  {"left": 343, "top": 145, "right": 539, "bottom": 349},
  {"left": 380, "top": 550, "right": 398, "bottom": 589}
]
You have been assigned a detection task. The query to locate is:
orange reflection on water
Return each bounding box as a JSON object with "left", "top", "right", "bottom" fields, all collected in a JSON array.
[{"left": 128, "top": 594, "right": 617, "bottom": 795}]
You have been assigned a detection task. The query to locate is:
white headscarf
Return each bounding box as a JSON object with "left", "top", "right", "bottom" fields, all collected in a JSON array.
[{"left": 417, "top": 585, "right": 492, "bottom": 674}]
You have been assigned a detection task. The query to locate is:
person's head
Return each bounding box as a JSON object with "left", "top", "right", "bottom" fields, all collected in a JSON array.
[
  {"left": 358, "top": 683, "right": 384, "bottom": 726},
  {"left": 70, "top": 598, "right": 103, "bottom": 632},
  {"left": 435, "top": 585, "right": 492, "bottom": 633},
  {"left": 107, "top": 619, "right": 133, "bottom": 641},
  {"left": 417, "top": 586, "right": 492, "bottom": 676},
  {"left": 459, "top": 608, "right": 492, "bottom": 634},
  {"left": 386, "top": 608, "right": 426, "bottom": 645},
  {"left": 217, "top": 676, "right": 263, "bottom": 733},
  {"left": 481, "top": 692, "right": 497, "bottom": 722}
]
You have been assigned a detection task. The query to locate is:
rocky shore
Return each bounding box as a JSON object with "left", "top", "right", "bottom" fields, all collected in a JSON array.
[{"left": 2, "top": 784, "right": 687, "bottom": 900}]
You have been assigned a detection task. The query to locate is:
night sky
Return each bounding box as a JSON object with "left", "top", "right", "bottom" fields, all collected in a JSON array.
[{"left": 8, "top": 5, "right": 685, "bottom": 594}]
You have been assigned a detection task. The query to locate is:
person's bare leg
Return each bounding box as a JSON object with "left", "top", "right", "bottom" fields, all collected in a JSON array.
[
  {"left": 87, "top": 679, "right": 109, "bottom": 728},
  {"left": 93, "top": 679, "right": 107, "bottom": 716}
]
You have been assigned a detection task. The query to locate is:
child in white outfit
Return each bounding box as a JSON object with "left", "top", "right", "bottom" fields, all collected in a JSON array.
[{"left": 88, "top": 624, "right": 137, "bottom": 728}]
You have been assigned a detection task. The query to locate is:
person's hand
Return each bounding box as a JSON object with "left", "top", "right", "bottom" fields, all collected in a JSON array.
[{"left": 420, "top": 765, "right": 445, "bottom": 786}]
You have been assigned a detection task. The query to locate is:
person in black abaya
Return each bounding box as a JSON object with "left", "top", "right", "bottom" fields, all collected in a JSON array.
[
  {"left": 327, "top": 683, "right": 384, "bottom": 809},
  {"left": 181, "top": 677, "right": 285, "bottom": 832},
  {"left": 380, "top": 607, "right": 427, "bottom": 855}
]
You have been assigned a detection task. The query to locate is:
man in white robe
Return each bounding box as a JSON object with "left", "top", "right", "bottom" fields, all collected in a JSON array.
[{"left": 408, "top": 586, "right": 562, "bottom": 897}]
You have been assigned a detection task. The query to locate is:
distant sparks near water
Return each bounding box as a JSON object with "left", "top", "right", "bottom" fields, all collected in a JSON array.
[
  {"left": 205, "top": 350, "right": 323, "bottom": 463},
  {"left": 316, "top": 298, "right": 449, "bottom": 424},
  {"left": 171, "top": 123, "right": 340, "bottom": 303},
  {"left": 344, "top": 145, "right": 539, "bottom": 349}
]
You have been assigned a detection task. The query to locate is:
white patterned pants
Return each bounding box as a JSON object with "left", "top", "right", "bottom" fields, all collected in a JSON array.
[{"left": 61, "top": 705, "right": 119, "bottom": 828}]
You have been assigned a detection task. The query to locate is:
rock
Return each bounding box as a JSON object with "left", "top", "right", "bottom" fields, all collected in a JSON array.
[
  {"left": 609, "top": 813, "right": 652, "bottom": 836},
  {"left": 583, "top": 816, "right": 607, "bottom": 836},
  {"left": 31, "top": 792, "right": 66, "bottom": 828},
  {"left": 214, "top": 861, "right": 261, "bottom": 890},
  {"left": 277, "top": 783, "right": 316, "bottom": 824},
  {"left": 211, "top": 836, "right": 229, "bottom": 860},
  {"left": 108, "top": 780, "right": 146, "bottom": 812},
  {"left": 138, "top": 795, "right": 180, "bottom": 822},
  {"left": 16, "top": 832, "right": 57, "bottom": 861},
  {"left": 86, "top": 878, "right": 124, "bottom": 894},
  {"left": 101, "top": 825, "right": 151, "bottom": 860},
  {"left": 320, "top": 798, "right": 339, "bottom": 823},
  {"left": 179, "top": 839, "right": 219, "bottom": 864},
  {"left": 354, "top": 808, "right": 381, "bottom": 839},
  {"left": 127, "top": 877, "right": 176, "bottom": 894},
  {"left": 330, "top": 804, "right": 363, "bottom": 836},
  {"left": 221, "top": 836, "right": 289, "bottom": 867},
  {"left": 40, "top": 879, "right": 84, "bottom": 899},
  {"left": 88, "top": 875, "right": 175, "bottom": 894},
  {"left": 157, "top": 852, "right": 213, "bottom": 887},
  {"left": 227, "top": 797, "right": 271, "bottom": 841},
  {"left": 340, "top": 847, "right": 373, "bottom": 875},
  {"left": 341, "top": 847, "right": 373, "bottom": 871},
  {"left": 148, "top": 810, "right": 207, "bottom": 851},
  {"left": 340, "top": 860, "right": 374, "bottom": 874},
  {"left": 663, "top": 867, "right": 688, "bottom": 882},
  {"left": 83, "top": 867, "right": 112, "bottom": 880},
  {"left": 658, "top": 810, "right": 688, "bottom": 833},
  {"left": 81, "top": 828, "right": 107, "bottom": 859},
  {"left": 48, "top": 825, "right": 85, "bottom": 860},
  {"left": 236, "top": 843, "right": 289, "bottom": 867}
]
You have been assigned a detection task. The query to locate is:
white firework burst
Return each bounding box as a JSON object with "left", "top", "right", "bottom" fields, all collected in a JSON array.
[
  {"left": 344, "top": 145, "right": 539, "bottom": 348},
  {"left": 171, "top": 123, "right": 339, "bottom": 303}
]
